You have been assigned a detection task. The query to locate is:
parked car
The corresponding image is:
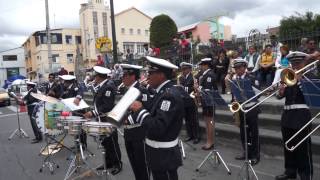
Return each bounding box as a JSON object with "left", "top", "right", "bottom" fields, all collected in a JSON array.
[{"left": 0, "top": 88, "right": 11, "bottom": 106}]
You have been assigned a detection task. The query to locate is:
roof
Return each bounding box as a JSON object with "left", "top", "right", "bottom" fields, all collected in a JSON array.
[
  {"left": 178, "top": 22, "right": 200, "bottom": 33},
  {"left": 115, "top": 7, "right": 152, "bottom": 20}
]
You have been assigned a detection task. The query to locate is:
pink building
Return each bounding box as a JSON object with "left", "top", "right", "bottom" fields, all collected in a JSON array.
[{"left": 178, "top": 22, "right": 211, "bottom": 43}]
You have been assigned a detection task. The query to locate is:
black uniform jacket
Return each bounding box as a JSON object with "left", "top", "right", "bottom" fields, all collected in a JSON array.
[
  {"left": 132, "top": 80, "right": 184, "bottom": 171},
  {"left": 45, "top": 82, "right": 62, "bottom": 98},
  {"left": 92, "top": 79, "right": 116, "bottom": 121},
  {"left": 124, "top": 81, "right": 152, "bottom": 141},
  {"left": 61, "top": 83, "right": 83, "bottom": 99},
  {"left": 24, "top": 88, "right": 40, "bottom": 116}
]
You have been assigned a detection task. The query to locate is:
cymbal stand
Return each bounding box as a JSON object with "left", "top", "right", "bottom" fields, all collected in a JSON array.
[
  {"left": 96, "top": 135, "right": 116, "bottom": 180},
  {"left": 237, "top": 111, "right": 258, "bottom": 180},
  {"left": 8, "top": 102, "right": 29, "bottom": 140},
  {"left": 64, "top": 134, "right": 99, "bottom": 180},
  {"left": 195, "top": 106, "right": 231, "bottom": 175},
  {"left": 39, "top": 133, "right": 60, "bottom": 174}
]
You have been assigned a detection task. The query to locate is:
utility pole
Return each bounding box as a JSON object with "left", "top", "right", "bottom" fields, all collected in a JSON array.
[
  {"left": 45, "top": 0, "right": 52, "bottom": 73},
  {"left": 110, "top": 0, "right": 118, "bottom": 63}
]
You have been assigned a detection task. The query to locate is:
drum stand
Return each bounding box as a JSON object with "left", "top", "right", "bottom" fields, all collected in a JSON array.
[
  {"left": 237, "top": 112, "right": 258, "bottom": 180},
  {"left": 64, "top": 135, "right": 98, "bottom": 180},
  {"left": 8, "top": 103, "right": 29, "bottom": 140},
  {"left": 39, "top": 133, "right": 60, "bottom": 174}
]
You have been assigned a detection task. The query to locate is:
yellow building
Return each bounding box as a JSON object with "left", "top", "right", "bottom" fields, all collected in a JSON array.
[{"left": 22, "top": 28, "right": 81, "bottom": 80}]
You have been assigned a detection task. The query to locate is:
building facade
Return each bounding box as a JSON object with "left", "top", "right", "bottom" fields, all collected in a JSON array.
[
  {"left": 22, "top": 28, "right": 81, "bottom": 80},
  {"left": 0, "top": 47, "right": 26, "bottom": 87},
  {"left": 79, "top": 0, "right": 112, "bottom": 67},
  {"left": 115, "top": 7, "right": 152, "bottom": 61}
]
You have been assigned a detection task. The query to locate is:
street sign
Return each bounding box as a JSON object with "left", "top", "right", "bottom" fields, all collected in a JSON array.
[{"left": 95, "top": 37, "right": 112, "bottom": 53}]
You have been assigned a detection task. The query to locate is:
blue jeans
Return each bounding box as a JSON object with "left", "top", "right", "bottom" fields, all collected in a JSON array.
[{"left": 257, "top": 68, "right": 274, "bottom": 87}]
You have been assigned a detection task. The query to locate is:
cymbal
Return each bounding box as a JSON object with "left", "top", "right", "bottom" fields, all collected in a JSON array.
[
  {"left": 40, "top": 143, "right": 62, "bottom": 156},
  {"left": 31, "top": 92, "right": 59, "bottom": 103}
]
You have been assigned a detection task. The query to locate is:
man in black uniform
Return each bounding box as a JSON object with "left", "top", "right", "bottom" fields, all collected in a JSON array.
[
  {"left": 178, "top": 62, "right": 200, "bottom": 144},
  {"left": 231, "top": 59, "right": 260, "bottom": 165},
  {"left": 275, "top": 52, "right": 313, "bottom": 180},
  {"left": 83, "top": 66, "right": 122, "bottom": 175},
  {"left": 197, "top": 58, "right": 218, "bottom": 150},
  {"left": 45, "top": 73, "right": 62, "bottom": 98},
  {"left": 130, "top": 56, "right": 184, "bottom": 180},
  {"left": 120, "top": 63, "right": 151, "bottom": 180},
  {"left": 23, "top": 81, "right": 42, "bottom": 143}
]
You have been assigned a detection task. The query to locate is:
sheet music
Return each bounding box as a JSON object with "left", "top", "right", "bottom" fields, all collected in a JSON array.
[{"left": 61, "top": 98, "right": 89, "bottom": 111}]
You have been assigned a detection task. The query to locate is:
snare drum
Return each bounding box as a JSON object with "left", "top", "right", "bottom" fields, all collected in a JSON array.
[
  {"left": 82, "top": 121, "right": 115, "bottom": 136},
  {"left": 60, "top": 116, "right": 87, "bottom": 135}
]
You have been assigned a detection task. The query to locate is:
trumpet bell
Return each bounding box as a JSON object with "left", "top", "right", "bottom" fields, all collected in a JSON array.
[
  {"left": 230, "top": 102, "right": 240, "bottom": 113},
  {"left": 281, "top": 68, "right": 297, "bottom": 86}
]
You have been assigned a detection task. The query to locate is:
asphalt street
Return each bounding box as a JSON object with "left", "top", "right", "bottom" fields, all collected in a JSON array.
[{"left": 0, "top": 104, "right": 319, "bottom": 180}]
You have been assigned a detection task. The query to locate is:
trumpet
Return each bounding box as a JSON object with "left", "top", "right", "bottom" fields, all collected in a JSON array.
[
  {"left": 230, "top": 60, "right": 319, "bottom": 113},
  {"left": 285, "top": 112, "right": 320, "bottom": 151},
  {"left": 117, "top": 82, "right": 125, "bottom": 91}
]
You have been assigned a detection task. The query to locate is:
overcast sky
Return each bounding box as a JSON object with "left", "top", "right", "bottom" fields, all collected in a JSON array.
[{"left": 0, "top": 0, "right": 319, "bottom": 52}]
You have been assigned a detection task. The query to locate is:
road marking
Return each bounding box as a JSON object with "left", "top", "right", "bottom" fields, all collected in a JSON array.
[
  {"left": 0, "top": 111, "right": 2, "bottom": 115},
  {"left": 0, "top": 112, "right": 27, "bottom": 118},
  {"left": 7, "top": 105, "right": 18, "bottom": 113}
]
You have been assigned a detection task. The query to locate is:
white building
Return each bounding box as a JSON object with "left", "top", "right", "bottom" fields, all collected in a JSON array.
[{"left": 0, "top": 47, "right": 26, "bottom": 87}]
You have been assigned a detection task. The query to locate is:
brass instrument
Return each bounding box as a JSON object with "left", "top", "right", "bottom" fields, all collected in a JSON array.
[
  {"left": 225, "top": 78, "right": 242, "bottom": 126},
  {"left": 229, "top": 60, "right": 319, "bottom": 113},
  {"left": 285, "top": 112, "right": 320, "bottom": 151}
]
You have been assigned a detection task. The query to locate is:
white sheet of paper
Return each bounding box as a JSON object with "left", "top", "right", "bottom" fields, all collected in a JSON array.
[{"left": 61, "top": 98, "right": 89, "bottom": 111}]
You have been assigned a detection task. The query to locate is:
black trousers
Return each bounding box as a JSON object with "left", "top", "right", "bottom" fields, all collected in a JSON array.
[
  {"left": 239, "top": 109, "right": 260, "bottom": 159},
  {"left": 282, "top": 126, "right": 313, "bottom": 179},
  {"left": 29, "top": 114, "right": 42, "bottom": 140},
  {"left": 216, "top": 72, "right": 226, "bottom": 94},
  {"left": 125, "top": 139, "right": 149, "bottom": 180},
  {"left": 102, "top": 130, "right": 121, "bottom": 168},
  {"left": 152, "top": 168, "right": 178, "bottom": 180},
  {"left": 184, "top": 101, "right": 199, "bottom": 139}
]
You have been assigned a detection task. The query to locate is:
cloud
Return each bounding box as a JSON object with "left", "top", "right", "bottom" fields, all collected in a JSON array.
[{"left": 1, "top": 0, "right": 320, "bottom": 51}]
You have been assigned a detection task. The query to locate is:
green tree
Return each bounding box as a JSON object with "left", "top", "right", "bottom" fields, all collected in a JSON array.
[
  {"left": 150, "top": 14, "right": 177, "bottom": 58},
  {"left": 279, "top": 11, "right": 320, "bottom": 39}
]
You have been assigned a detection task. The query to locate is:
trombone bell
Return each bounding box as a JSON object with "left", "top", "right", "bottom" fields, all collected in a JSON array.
[
  {"left": 230, "top": 102, "right": 240, "bottom": 113},
  {"left": 280, "top": 68, "right": 297, "bottom": 87}
]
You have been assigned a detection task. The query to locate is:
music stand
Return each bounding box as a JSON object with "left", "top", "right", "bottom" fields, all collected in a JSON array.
[
  {"left": 8, "top": 100, "right": 29, "bottom": 140},
  {"left": 196, "top": 90, "right": 231, "bottom": 175},
  {"left": 230, "top": 78, "right": 258, "bottom": 180}
]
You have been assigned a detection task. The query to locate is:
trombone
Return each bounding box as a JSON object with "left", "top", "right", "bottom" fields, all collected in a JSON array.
[
  {"left": 230, "top": 60, "right": 319, "bottom": 113},
  {"left": 285, "top": 112, "right": 320, "bottom": 151}
]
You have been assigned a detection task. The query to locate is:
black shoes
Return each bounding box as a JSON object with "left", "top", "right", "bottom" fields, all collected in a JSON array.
[
  {"left": 250, "top": 158, "right": 260, "bottom": 166},
  {"left": 31, "top": 138, "right": 42, "bottom": 144},
  {"left": 193, "top": 138, "right": 200, "bottom": 144},
  {"left": 275, "top": 173, "right": 296, "bottom": 180},
  {"left": 111, "top": 162, "right": 122, "bottom": 175},
  {"left": 235, "top": 154, "right": 245, "bottom": 160}
]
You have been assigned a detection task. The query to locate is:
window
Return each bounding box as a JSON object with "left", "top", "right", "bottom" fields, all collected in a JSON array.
[
  {"left": 129, "top": 28, "right": 133, "bottom": 35},
  {"left": 52, "top": 34, "right": 58, "bottom": 43},
  {"left": 7, "top": 68, "right": 20, "bottom": 78},
  {"left": 121, "top": 28, "right": 125, "bottom": 34},
  {"left": 3, "top": 55, "right": 17, "bottom": 61},
  {"left": 52, "top": 54, "right": 59, "bottom": 63},
  {"left": 145, "top": 30, "right": 149, "bottom": 36},
  {"left": 137, "top": 43, "right": 144, "bottom": 54},
  {"left": 67, "top": 54, "right": 74, "bottom": 63},
  {"left": 103, "top": 26, "right": 108, "bottom": 37},
  {"left": 76, "top": 36, "right": 81, "bottom": 44},
  {"left": 94, "top": 26, "right": 99, "bottom": 39},
  {"left": 123, "top": 42, "right": 135, "bottom": 54},
  {"left": 102, "top": 12, "right": 107, "bottom": 25},
  {"left": 92, "top": 11, "right": 98, "bottom": 25},
  {"left": 137, "top": 29, "right": 141, "bottom": 35},
  {"left": 65, "top": 35, "right": 73, "bottom": 44}
]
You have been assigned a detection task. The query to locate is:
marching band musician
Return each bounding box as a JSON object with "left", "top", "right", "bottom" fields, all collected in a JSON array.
[
  {"left": 45, "top": 73, "right": 62, "bottom": 98},
  {"left": 120, "top": 63, "right": 152, "bottom": 180},
  {"left": 24, "top": 81, "right": 42, "bottom": 143},
  {"left": 197, "top": 58, "right": 218, "bottom": 150},
  {"left": 83, "top": 66, "right": 122, "bottom": 175},
  {"left": 129, "top": 56, "right": 184, "bottom": 180},
  {"left": 178, "top": 62, "right": 200, "bottom": 144},
  {"left": 231, "top": 59, "right": 260, "bottom": 165},
  {"left": 275, "top": 52, "right": 313, "bottom": 180}
]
